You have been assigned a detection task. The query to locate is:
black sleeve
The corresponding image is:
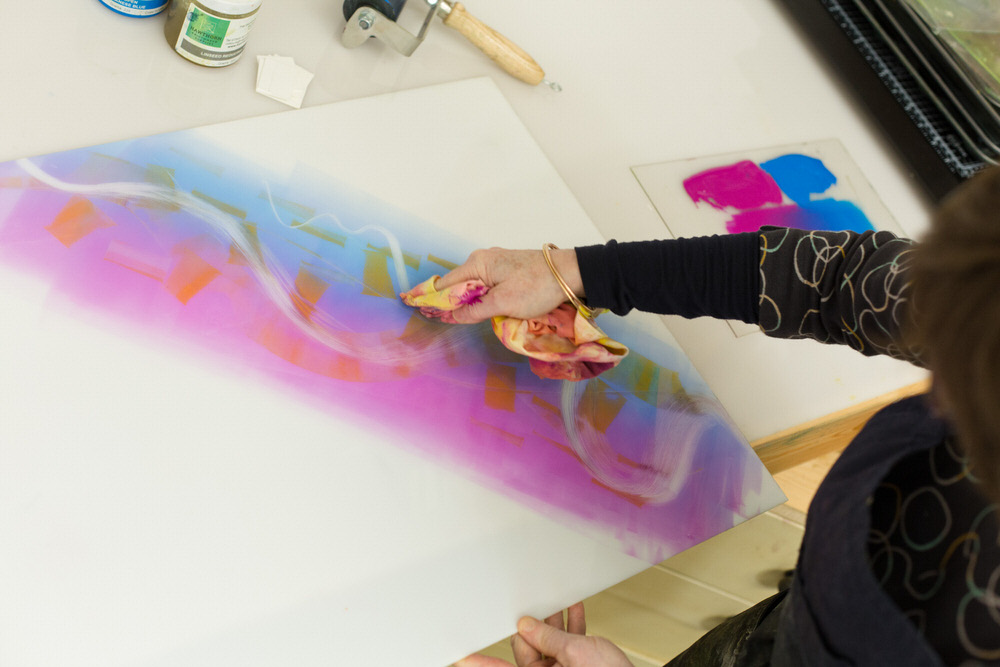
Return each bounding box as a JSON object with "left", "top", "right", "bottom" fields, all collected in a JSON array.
[
  {"left": 758, "top": 227, "right": 922, "bottom": 363},
  {"left": 574, "top": 233, "right": 759, "bottom": 323},
  {"left": 575, "top": 228, "right": 923, "bottom": 365}
]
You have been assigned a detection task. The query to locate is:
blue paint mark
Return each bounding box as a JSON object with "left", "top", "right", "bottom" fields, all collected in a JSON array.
[
  {"left": 798, "top": 199, "right": 874, "bottom": 233},
  {"left": 759, "top": 154, "right": 837, "bottom": 205}
]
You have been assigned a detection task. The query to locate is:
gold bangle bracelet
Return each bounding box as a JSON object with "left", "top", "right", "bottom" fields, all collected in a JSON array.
[{"left": 542, "top": 243, "right": 598, "bottom": 320}]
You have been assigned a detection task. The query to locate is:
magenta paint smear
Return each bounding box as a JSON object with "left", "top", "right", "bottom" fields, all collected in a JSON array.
[
  {"left": 0, "top": 132, "right": 780, "bottom": 562},
  {"left": 683, "top": 160, "right": 784, "bottom": 211},
  {"left": 683, "top": 154, "right": 876, "bottom": 235}
]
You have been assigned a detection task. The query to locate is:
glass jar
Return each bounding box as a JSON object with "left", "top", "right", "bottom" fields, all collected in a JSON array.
[{"left": 164, "top": 0, "right": 262, "bottom": 67}]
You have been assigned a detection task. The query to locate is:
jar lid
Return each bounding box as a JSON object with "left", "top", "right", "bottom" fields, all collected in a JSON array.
[{"left": 196, "top": 0, "right": 262, "bottom": 16}]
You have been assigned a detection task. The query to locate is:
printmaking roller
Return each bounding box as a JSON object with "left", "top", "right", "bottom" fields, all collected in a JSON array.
[{"left": 341, "top": 0, "right": 556, "bottom": 88}]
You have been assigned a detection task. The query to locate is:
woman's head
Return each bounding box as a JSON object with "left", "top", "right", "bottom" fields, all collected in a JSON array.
[{"left": 911, "top": 166, "right": 1000, "bottom": 504}]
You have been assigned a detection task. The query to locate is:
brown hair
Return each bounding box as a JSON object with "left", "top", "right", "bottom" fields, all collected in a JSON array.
[{"left": 910, "top": 165, "right": 1000, "bottom": 505}]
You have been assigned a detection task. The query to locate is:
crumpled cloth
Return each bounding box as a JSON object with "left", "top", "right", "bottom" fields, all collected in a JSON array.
[{"left": 400, "top": 276, "right": 628, "bottom": 381}]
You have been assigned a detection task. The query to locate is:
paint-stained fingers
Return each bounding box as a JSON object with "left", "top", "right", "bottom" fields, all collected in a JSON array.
[
  {"left": 448, "top": 294, "right": 497, "bottom": 324},
  {"left": 437, "top": 246, "right": 578, "bottom": 323}
]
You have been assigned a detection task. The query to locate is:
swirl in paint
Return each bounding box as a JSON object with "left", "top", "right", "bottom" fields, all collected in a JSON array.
[
  {"left": 18, "top": 157, "right": 736, "bottom": 505},
  {"left": 16, "top": 157, "right": 478, "bottom": 370},
  {"left": 560, "top": 381, "right": 731, "bottom": 503}
]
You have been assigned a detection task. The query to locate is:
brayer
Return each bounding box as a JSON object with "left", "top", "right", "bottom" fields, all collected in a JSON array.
[{"left": 341, "top": 0, "right": 556, "bottom": 88}]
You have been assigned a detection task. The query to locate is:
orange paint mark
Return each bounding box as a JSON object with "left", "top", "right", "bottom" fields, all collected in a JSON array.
[
  {"left": 428, "top": 254, "right": 458, "bottom": 271},
  {"left": 470, "top": 417, "right": 524, "bottom": 447},
  {"left": 228, "top": 244, "right": 247, "bottom": 265},
  {"left": 290, "top": 294, "right": 315, "bottom": 319},
  {"left": 368, "top": 244, "right": 420, "bottom": 270},
  {"left": 227, "top": 223, "right": 261, "bottom": 265},
  {"left": 253, "top": 317, "right": 366, "bottom": 382},
  {"left": 590, "top": 478, "right": 646, "bottom": 507},
  {"left": 173, "top": 234, "right": 226, "bottom": 260},
  {"left": 297, "top": 223, "right": 346, "bottom": 247},
  {"left": 396, "top": 314, "right": 460, "bottom": 366},
  {"left": 330, "top": 355, "right": 365, "bottom": 382},
  {"left": 394, "top": 313, "right": 466, "bottom": 366},
  {"left": 287, "top": 239, "right": 326, "bottom": 259},
  {"left": 294, "top": 266, "right": 330, "bottom": 305},
  {"left": 443, "top": 345, "right": 463, "bottom": 369},
  {"left": 165, "top": 249, "right": 221, "bottom": 304},
  {"left": 533, "top": 431, "right": 583, "bottom": 464},
  {"left": 144, "top": 164, "right": 176, "bottom": 188},
  {"left": 399, "top": 311, "right": 438, "bottom": 342},
  {"left": 634, "top": 359, "right": 658, "bottom": 395},
  {"left": 192, "top": 190, "right": 246, "bottom": 219},
  {"left": 361, "top": 249, "right": 395, "bottom": 298},
  {"left": 258, "top": 192, "right": 314, "bottom": 222},
  {"left": 103, "top": 241, "right": 169, "bottom": 282},
  {"left": 665, "top": 369, "right": 686, "bottom": 397},
  {"left": 602, "top": 353, "right": 664, "bottom": 406},
  {"left": 140, "top": 166, "right": 180, "bottom": 212},
  {"left": 485, "top": 363, "right": 518, "bottom": 412},
  {"left": 616, "top": 453, "right": 643, "bottom": 469},
  {"left": 44, "top": 196, "right": 115, "bottom": 247},
  {"left": 290, "top": 264, "right": 330, "bottom": 320},
  {"left": 0, "top": 177, "right": 25, "bottom": 188},
  {"left": 531, "top": 395, "right": 561, "bottom": 416},
  {"left": 581, "top": 379, "right": 627, "bottom": 433},
  {"left": 253, "top": 318, "right": 299, "bottom": 362},
  {"left": 529, "top": 395, "right": 565, "bottom": 431}
]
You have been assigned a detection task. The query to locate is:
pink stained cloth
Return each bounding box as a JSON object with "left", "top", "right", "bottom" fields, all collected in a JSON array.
[{"left": 400, "top": 276, "right": 628, "bottom": 381}]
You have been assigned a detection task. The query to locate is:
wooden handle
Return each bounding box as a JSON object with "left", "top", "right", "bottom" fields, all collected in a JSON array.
[{"left": 442, "top": 3, "right": 545, "bottom": 86}]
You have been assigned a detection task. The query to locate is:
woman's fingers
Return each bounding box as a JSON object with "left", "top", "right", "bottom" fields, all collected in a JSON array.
[{"left": 566, "top": 603, "right": 586, "bottom": 636}]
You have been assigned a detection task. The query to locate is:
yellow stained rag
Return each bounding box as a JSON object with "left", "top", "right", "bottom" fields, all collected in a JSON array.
[{"left": 400, "top": 276, "right": 628, "bottom": 381}]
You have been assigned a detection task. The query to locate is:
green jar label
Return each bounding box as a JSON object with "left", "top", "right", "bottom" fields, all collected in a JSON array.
[
  {"left": 186, "top": 7, "right": 230, "bottom": 48},
  {"left": 174, "top": 3, "right": 259, "bottom": 67}
]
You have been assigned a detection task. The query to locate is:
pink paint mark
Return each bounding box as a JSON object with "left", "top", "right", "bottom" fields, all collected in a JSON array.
[
  {"left": 683, "top": 154, "right": 877, "bottom": 235},
  {"left": 683, "top": 160, "right": 783, "bottom": 211},
  {"left": 458, "top": 282, "right": 488, "bottom": 306},
  {"left": 0, "top": 142, "right": 781, "bottom": 564}
]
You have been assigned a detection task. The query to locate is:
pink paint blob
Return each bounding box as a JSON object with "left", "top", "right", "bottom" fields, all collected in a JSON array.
[
  {"left": 683, "top": 154, "right": 876, "bottom": 235},
  {"left": 683, "top": 160, "right": 784, "bottom": 211}
]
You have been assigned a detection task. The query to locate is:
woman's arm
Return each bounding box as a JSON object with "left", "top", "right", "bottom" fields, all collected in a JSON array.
[
  {"left": 575, "top": 228, "right": 922, "bottom": 364},
  {"left": 576, "top": 233, "right": 759, "bottom": 322},
  {"left": 756, "top": 227, "right": 920, "bottom": 362}
]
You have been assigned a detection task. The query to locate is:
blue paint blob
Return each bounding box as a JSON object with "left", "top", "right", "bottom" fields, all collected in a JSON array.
[{"left": 759, "top": 154, "right": 837, "bottom": 205}]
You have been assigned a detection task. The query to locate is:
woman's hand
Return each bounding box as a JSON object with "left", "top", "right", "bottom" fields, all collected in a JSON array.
[
  {"left": 435, "top": 247, "right": 583, "bottom": 323},
  {"left": 456, "top": 603, "right": 633, "bottom": 667}
]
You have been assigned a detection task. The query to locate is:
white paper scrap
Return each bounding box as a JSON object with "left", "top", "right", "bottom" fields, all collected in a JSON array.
[{"left": 256, "top": 55, "right": 315, "bottom": 109}]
